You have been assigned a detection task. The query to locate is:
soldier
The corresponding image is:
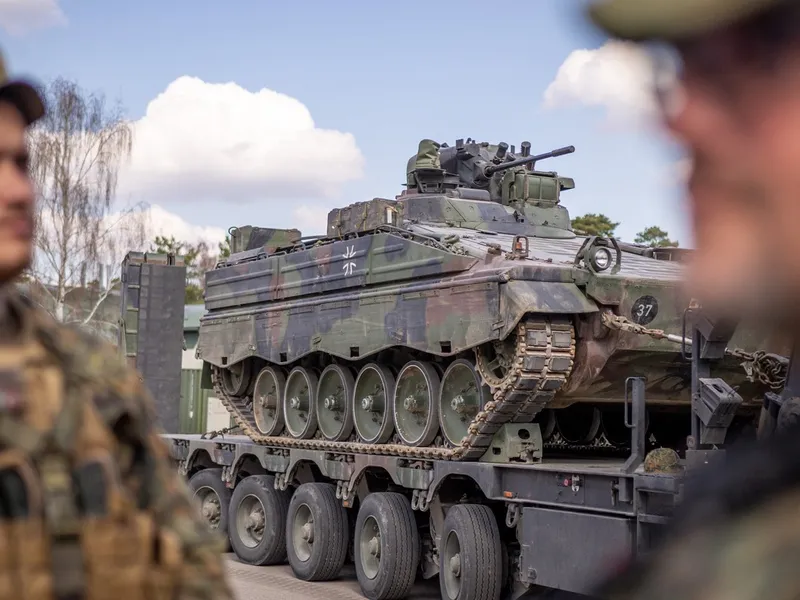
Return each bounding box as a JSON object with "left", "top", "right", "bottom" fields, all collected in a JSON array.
[
  {"left": 0, "top": 52, "right": 233, "bottom": 598},
  {"left": 585, "top": 1, "right": 800, "bottom": 599}
]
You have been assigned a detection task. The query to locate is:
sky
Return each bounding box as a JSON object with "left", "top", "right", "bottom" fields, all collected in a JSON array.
[{"left": 0, "top": 0, "right": 691, "bottom": 254}]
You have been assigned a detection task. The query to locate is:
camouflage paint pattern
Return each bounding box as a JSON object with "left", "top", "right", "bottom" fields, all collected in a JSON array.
[
  {"left": 0, "top": 288, "right": 232, "bottom": 599},
  {"left": 199, "top": 221, "right": 777, "bottom": 406},
  {"left": 229, "top": 226, "right": 302, "bottom": 255},
  {"left": 196, "top": 138, "right": 784, "bottom": 455}
]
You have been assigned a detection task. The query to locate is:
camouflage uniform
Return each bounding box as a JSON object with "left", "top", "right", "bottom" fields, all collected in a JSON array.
[
  {"left": 595, "top": 427, "right": 800, "bottom": 600},
  {"left": 0, "top": 58, "right": 232, "bottom": 599},
  {"left": 586, "top": 1, "right": 800, "bottom": 599}
]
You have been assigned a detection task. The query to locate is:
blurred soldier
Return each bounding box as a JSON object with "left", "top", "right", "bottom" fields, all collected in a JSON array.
[
  {"left": 589, "top": 0, "right": 800, "bottom": 334},
  {"left": 0, "top": 52, "right": 232, "bottom": 599},
  {"left": 585, "top": 1, "right": 800, "bottom": 599}
]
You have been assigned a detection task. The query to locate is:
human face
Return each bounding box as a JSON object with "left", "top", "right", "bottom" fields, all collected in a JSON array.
[
  {"left": 652, "top": 4, "right": 800, "bottom": 330},
  {"left": 0, "top": 101, "right": 34, "bottom": 284}
]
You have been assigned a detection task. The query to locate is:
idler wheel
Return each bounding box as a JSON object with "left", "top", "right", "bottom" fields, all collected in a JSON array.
[
  {"left": 438, "top": 359, "right": 490, "bottom": 447},
  {"left": 222, "top": 359, "right": 254, "bottom": 397},
  {"left": 252, "top": 366, "right": 286, "bottom": 436},
  {"left": 392, "top": 360, "right": 441, "bottom": 447},
  {"left": 283, "top": 367, "right": 319, "bottom": 439},
  {"left": 315, "top": 364, "right": 356, "bottom": 441},
  {"left": 353, "top": 363, "right": 395, "bottom": 444}
]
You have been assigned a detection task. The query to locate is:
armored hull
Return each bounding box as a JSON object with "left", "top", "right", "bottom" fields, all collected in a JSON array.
[{"left": 197, "top": 139, "right": 784, "bottom": 461}]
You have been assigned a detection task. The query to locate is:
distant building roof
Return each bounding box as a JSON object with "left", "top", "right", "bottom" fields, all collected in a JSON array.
[{"left": 184, "top": 304, "right": 206, "bottom": 331}]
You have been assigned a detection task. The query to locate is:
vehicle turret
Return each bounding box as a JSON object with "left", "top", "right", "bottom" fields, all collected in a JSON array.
[{"left": 402, "top": 138, "right": 577, "bottom": 239}]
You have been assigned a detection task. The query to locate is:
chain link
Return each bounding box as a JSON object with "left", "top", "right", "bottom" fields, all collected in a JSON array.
[
  {"left": 200, "top": 426, "right": 241, "bottom": 440},
  {"left": 600, "top": 310, "right": 789, "bottom": 392}
]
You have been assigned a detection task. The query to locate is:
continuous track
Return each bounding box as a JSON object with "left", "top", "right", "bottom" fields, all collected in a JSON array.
[{"left": 211, "top": 315, "right": 577, "bottom": 461}]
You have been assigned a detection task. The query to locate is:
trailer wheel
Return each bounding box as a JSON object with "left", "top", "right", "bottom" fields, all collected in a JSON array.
[
  {"left": 286, "top": 482, "right": 349, "bottom": 581},
  {"left": 189, "top": 468, "right": 232, "bottom": 545},
  {"left": 228, "top": 474, "right": 291, "bottom": 566},
  {"left": 439, "top": 504, "right": 502, "bottom": 600},
  {"left": 354, "top": 492, "right": 420, "bottom": 600}
]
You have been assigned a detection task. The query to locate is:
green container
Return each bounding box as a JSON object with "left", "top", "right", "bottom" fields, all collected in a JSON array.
[{"left": 179, "top": 369, "right": 210, "bottom": 433}]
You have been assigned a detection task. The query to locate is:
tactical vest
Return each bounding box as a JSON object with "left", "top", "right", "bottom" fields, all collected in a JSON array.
[{"left": 0, "top": 301, "right": 184, "bottom": 600}]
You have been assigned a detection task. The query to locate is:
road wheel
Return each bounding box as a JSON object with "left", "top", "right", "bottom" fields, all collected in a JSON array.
[
  {"left": 439, "top": 504, "right": 502, "bottom": 600},
  {"left": 189, "top": 468, "right": 232, "bottom": 548},
  {"left": 353, "top": 363, "right": 395, "bottom": 444},
  {"left": 286, "top": 482, "right": 350, "bottom": 581},
  {"left": 354, "top": 492, "right": 420, "bottom": 600},
  {"left": 393, "top": 361, "right": 441, "bottom": 447},
  {"left": 438, "top": 360, "right": 489, "bottom": 447},
  {"left": 253, "top": 366, "right": 286, "bottom": 436},
  {"left": 284, "top": 367, "right": 319, "bottom": 439},
  {"left": 228, "top": 474, "right": 291, "bottom": 565}
]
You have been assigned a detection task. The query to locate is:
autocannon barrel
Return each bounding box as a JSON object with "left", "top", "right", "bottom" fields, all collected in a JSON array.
[{"left": 483, "top": 145, "right": 575, "bottom": 176}]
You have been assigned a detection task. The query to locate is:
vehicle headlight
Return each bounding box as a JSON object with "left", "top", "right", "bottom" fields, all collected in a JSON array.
[{"left": 588, "top": 246, "right": 613, "bottom": 272}]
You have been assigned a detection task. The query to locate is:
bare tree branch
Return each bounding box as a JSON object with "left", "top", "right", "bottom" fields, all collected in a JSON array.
[
  {"left": 26, "top": 77, "right": 146, "bottom": 324},
  {"left": 81, "top": 279, "right": 119, "bottom": 325}
]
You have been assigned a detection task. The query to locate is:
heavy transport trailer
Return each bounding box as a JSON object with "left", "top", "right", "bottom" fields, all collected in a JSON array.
[
  {"left": 110, "top": 175, "right": 786, "bottom": 596},
  {"left": 162, "top": 316, "right": 751, "bottom": 600},
  {"left": 112, "top": 205, "right": 784, "bottom": 599}
]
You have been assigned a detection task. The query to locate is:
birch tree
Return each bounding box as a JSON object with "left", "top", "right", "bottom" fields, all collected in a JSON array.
[
  {"left": 150, "top": 235, "right": 226, "bottom": 304},
  {"left": 26, "top": 77, "right": 146, "bottom": 326}
]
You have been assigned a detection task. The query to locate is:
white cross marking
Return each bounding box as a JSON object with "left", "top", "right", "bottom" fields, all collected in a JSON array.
[{"left": 343, "top": 245, "right": 356, "bottom": 276}]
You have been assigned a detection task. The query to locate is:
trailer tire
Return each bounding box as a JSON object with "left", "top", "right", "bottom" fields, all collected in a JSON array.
[
  {"left": 439, "top": 504, "right": 502, "bottom": 600},
  {"left": 286, "top": 482, "right": 349, "bottom": 581},
  {"left": 228, "top": 474, "right": 291, "bottom": 566},
  {"left": 354, "top": 492, "right": 420, "bottom": 600},
  {"left": 189, "top": 468, "right": 232, "bottom": 547}
]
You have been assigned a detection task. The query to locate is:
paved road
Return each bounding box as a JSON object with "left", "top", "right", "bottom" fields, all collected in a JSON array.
[{"left": 225, "top": 554, "right": 441, "bottom": 600}]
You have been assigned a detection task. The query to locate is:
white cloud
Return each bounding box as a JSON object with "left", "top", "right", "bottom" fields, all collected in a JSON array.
[
  {"left": 542, "top": 41, "right": 661, "bottom": 126},
  {"left": 32, "top": 203, "right": 224, "bottom": 286},
  {"left": 144, "top": 204, "right": 226, "bottom": 250},
  {"left": 0, "top": 0, "right": 65, "bottom": 35},
  {"left": 119, "top": 76, "right": 365, "bottom": 204},
  {"left": 291, "top": 205, "right": 329, "bottom": 237}
]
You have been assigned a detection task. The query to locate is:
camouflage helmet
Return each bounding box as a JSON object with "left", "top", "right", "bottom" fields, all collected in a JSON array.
[
  {"left": 643, "top": 447, "right": 682, "bottom": 474},
  {"left": 0, "top": 49, "right": 44, "bottom": 125},
  {"left": 587, "top": 0, "right": 786, "bottom": 41}
]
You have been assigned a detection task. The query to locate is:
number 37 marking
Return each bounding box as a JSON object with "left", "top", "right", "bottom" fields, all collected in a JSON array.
[{"left": 631, "top": 295, "right": 659, "bottom": 325}]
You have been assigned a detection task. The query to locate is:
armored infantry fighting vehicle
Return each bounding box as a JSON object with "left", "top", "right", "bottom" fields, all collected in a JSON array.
[
  {"left": 165, "top": 138, "right": 788, "bottom": 600},
  {"left": 196, "top": 138, "right": 783, "bottom": 461}
]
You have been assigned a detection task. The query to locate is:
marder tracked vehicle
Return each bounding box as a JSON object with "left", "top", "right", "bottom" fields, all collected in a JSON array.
[
  {"left": 172, "top": 139, "right": 790, "bottom": 599},
  {"left": 197, "top": 138, "right": 784, "bottom": 462}
]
